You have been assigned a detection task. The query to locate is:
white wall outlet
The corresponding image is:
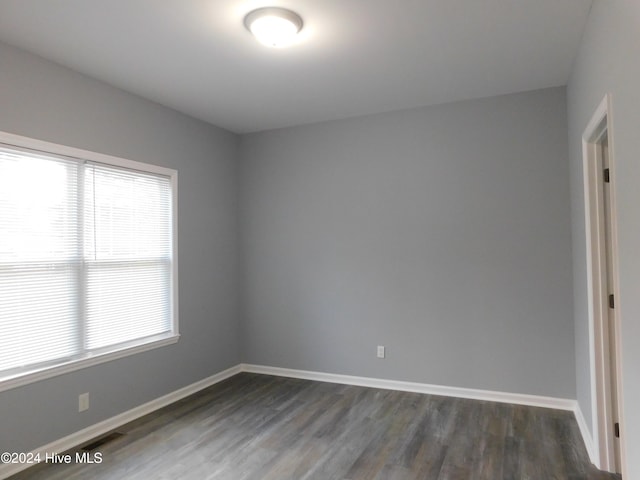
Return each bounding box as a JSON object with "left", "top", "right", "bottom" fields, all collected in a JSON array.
[
  {"left": 78, "top": 392, "right": 90, "bottom": 412},
  {"left": 377, "top": 345, "right": 385, "bottom": 358}
]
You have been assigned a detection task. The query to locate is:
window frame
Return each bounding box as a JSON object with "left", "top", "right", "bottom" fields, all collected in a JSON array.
[{"left": 0, "top": 131, "right": 179, "bottom": 393}]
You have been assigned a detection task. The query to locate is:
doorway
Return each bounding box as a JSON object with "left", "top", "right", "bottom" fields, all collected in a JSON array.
[{"left": 582, "top": 94, "right": 624, "bottom": 474}]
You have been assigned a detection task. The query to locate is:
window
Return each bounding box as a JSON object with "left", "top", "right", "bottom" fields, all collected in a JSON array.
[{"left": 0, "top": 132, "right": 178, "bottom": 391}]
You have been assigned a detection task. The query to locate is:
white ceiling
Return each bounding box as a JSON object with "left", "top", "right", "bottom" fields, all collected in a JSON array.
[{"left": 0, "top": 0, "right": 593, "bottom": 133}]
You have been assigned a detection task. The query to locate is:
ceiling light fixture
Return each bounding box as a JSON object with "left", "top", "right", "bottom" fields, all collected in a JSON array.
[{"left": 244, "top": 7, "right": 303, "bottom": 48}]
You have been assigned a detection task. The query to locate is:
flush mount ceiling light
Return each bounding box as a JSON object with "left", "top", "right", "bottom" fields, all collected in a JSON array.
[{"left": 244, "top": 7, "right": 303, "bottom": 48}]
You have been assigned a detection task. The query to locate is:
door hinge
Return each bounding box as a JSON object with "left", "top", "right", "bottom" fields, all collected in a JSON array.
[
  {"left": 604, "top": 168, "right": 610, "bottom": 183},
  {"left": 609, "top": 294, "right": 615, "bottom": 309},
  {"left": 615, "top": 422, "right": 620, "bottom": 438}
]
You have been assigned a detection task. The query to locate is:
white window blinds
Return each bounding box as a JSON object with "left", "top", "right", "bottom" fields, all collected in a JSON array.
[
  {"left": 0, "top": 141, "right": 177, "bottom": 384},
  {"left": 84, "top": 163, "right": 172, "bottom": 350},
  {"left": 0, "top": 150, "right": 79, "bottom": 372}
]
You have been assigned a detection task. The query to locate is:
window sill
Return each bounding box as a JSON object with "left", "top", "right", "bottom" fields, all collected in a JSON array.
[{"left": 0, "top": 334, "right": 180, "bottom": 393}]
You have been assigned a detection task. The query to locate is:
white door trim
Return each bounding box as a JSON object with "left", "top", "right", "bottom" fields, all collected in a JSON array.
[{"left": 581, "top": 93, "right": 626, "bottom": 474}]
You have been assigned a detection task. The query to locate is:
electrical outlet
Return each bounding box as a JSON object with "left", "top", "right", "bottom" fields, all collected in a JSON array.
[
  {"left": 78, "top": 392, "right": 90, "bottom": 412},
  {"left": 377, "top": 345, "right": 385, "bottom": 358}
]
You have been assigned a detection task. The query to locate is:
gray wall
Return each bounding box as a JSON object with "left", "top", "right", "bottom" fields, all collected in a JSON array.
[
  {"left": 0, "top": 33, "right": 584, "bottom": 461},
  {"left": 567, "top": 0, "right": 640, "bottom": 475},
  {"left": 240, "top": 87, "right": 575, "bottom": 398},
  {"left": 0, "top": 42, "right": 241, "bottom": 453}
]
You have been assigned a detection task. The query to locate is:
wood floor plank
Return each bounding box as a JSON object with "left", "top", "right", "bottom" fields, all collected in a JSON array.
[{"left": 9, "top": 373, "right": 621, "bottom": 480}]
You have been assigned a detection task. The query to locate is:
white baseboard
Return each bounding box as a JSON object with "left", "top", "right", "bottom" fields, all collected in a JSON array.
[
  {"left": 241, "top": 363, "right": 577, "bottom": 411},
  {"left": 0, "top": 364, "right": 241, "bottom": 480},
  {"left": 573, "top": 403, "right": 597, "bottom": 466}
]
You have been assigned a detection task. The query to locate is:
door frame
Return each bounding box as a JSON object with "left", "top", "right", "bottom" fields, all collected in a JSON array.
[{"left": 582, "top": 93, "right": 625, "bottom": 474}]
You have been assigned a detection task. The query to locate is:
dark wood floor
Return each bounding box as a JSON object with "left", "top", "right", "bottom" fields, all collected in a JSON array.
[{"left": 11, "top": 373, "right": 621, "bottom": 479}]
